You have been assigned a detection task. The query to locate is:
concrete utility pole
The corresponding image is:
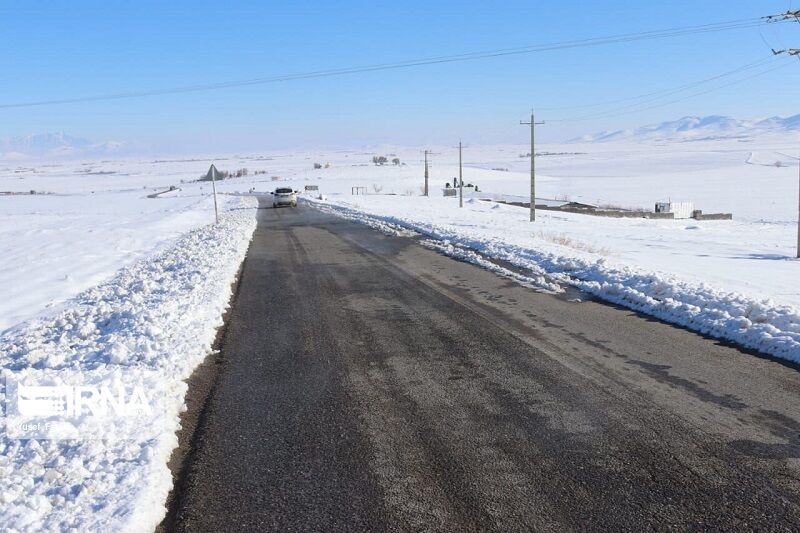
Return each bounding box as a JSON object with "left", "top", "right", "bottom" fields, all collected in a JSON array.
[
  {"left": 423, "top": 149, "right": 439, "bottom": 196},
  {"left": 520, "top": 110, "right": 545, "bottom": 221},
  {"left": 424, "top": 150, "right": 430, "bottom": 196},
  {"left": 208, "top": 164, "right": 220, "bottom": 224},
  {"left": 458, "top": 141, "right": 464, "bottom": 208},
  {"left": 770, "top": 46, "right": 800, "bottom": 256}
]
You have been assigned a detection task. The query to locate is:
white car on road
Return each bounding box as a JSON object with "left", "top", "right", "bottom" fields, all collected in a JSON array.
[{"left": 272, "top": 187, "right": 298, "bottom": 208}]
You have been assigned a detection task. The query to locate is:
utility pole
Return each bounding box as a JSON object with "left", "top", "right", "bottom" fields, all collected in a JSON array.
[
  {"left": 207, "top": 164, "right": 220, "bottom": 224},
  {"left": 771, "top": 46, "right": 800, "bottom": 256},
  {"left": 520, "top": 110, "right": 545, "bottom": 221},
  {"left": 422, "top": 149, "right": 439, "bottom": 196},
  {"left": 458, "top": 141, "right": 463, "bottom": 208},
  {"left": 788, "top": 142, "right": 800, "bottom": 258},
  {"left": 424, "top": 150, "right": 430, "bottom": 196}
]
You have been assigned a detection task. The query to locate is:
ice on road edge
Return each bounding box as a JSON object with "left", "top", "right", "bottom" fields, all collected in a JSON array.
[{"left": 0, "top": 196, "right": 258, "bottom": 532}]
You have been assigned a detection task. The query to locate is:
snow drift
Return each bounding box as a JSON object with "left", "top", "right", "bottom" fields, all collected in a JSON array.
[{"left": 0, "top": 197, "right": 257, "bottom": 532}]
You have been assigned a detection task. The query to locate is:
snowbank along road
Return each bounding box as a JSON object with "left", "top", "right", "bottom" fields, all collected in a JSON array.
[{"left": 170, "top": 199, "right": 800, "bottom": 531}]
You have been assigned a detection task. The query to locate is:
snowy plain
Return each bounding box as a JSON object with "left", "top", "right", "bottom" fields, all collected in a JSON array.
[
  {"left": 0, "top": 160, "right": 249, "bottom": 330},
  {"left": 212, "top": 134, "right": 800, "bottom": 363},
  {"left": 205, "top": 135, "right": 800, "bottom": 305},
  {"left": 1, "top": 159, "right": 260, "bottom": 530},
  {"left": 1, "top": 127, "right": 800, "bottom": 529},
  {"left": 3, "top": 135, "right": 800, "bottom": 336}
]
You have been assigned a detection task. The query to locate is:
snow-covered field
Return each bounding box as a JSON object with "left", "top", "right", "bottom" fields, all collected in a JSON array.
[
  {"left": 4, "top": 136, "right": 800, "bottom": 333},
  {"left": 0, "top": 160, "right": 248, "bottom": 330},
  {"left": 0, "top": 200, "right": 256, "bottom": 531},
  {"left": 1, "top": 128, "right": 799, "bottom": 529},
  {"left": 4, "top": 139, "right": 799, "bottom": 331},
  {"left": 1, "top": 162, "right": 258, "bottom": 530}
]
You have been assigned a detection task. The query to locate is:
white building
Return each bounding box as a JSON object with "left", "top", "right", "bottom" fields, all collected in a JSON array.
[{"left": 655, "top": 201, "right": 695, "bottom": 219}]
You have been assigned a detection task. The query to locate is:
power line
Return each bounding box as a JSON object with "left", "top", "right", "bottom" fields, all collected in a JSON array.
[
  {"left": 550, "top": 58, "right": 795, "bottom": 122},
  {"left": 545, "top": 12, "right": 800, "bottom": 124},
  {"left": 0, "top": 16, "right": 784, "bottom": 110},
  {"left": 539, "top": 56, "right": 776, "bottom": 111}
]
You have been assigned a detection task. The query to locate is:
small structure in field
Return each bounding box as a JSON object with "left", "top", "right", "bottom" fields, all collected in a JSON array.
[
  {"left": 561, "top": 201, "right": 599, "bottom": 211},
  {"left": 147, "top": 185, "right": 180, "bottom": 199},
  {"left": 486, "top": 197, "right": 731, "bottom": 220},
  {"left": 655, "top": 201, "right": 695, "bottom": 219}
]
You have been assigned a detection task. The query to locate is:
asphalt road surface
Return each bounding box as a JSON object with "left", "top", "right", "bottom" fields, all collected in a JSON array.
[{"left": 171, "top": 199, "right": 800, "bottom": 531}]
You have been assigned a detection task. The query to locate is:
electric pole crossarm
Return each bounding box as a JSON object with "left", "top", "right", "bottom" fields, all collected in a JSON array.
[
  {"left": 772, "top": 48, "right": 800, "bottom": 56},
  {"left": 765, "top": 10, "right": 800, "bottom": 22}
]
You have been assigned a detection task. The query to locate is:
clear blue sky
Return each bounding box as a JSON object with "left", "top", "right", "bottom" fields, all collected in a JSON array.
[{"left": 1, "top": 0, "right": 798, "bottom": 152}]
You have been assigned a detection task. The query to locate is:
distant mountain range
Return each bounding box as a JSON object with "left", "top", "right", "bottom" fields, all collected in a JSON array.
[
  {"left": 0, "top": 132, "right": 127, "bottom": 160},
  {"left": 570, "top": 114, "right": 800, "bottom": 143}
]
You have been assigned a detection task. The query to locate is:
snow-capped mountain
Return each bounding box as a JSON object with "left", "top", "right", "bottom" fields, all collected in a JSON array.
[
  {"left": 0, "top": 132, "right": 128, "bottom": 160},
  {"left": 571, "top": 114, "right": 800, "bottom": 143}
]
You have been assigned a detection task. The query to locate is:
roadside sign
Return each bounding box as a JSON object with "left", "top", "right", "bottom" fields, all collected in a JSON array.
[{"left": 206, "top": 164, "right": 220, "bottom": 224}]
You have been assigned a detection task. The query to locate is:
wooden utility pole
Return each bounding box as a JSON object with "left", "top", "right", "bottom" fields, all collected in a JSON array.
[
  {"left": 458, "top": 141, "right": 464, "bottom": 208},
  {"left": 521, "top": 110, "right": 545, "bottom": 221}
]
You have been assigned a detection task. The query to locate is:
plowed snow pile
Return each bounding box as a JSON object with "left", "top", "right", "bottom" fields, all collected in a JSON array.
[
  {"left": 311, "top": 198, "right": 800, "bottom": 365},
  {"left": 0, "top": 197, "right": 257, "bottom": 531}
]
